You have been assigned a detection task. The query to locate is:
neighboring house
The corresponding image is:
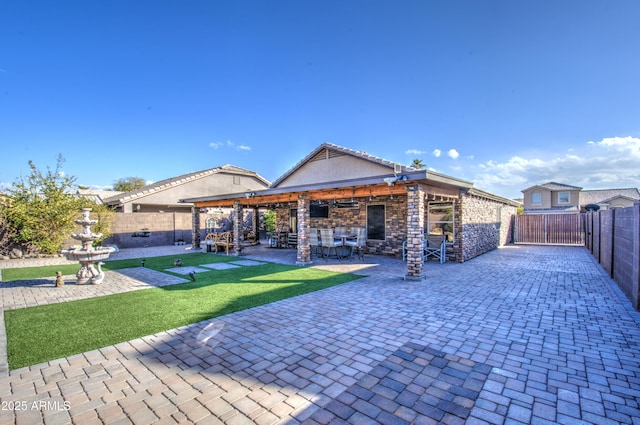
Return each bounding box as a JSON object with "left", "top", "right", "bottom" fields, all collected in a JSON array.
[
  {"left": 103, "top": 165, "right": 270, "bottom": 213},
  {"left": 521, "top": 182, "right": 583, "bottom": 214},
  {"left": 522, "top": 182, "right": 640, "bottom": 214},
  {"left": 96, "top": 165, "right": 270, "bottom": 249},
  {"left": 579, "top": 188, "right": 640, "bottom": 211},
  {"left": 184, "top": 143, "right": 520, "bottom": 280}
]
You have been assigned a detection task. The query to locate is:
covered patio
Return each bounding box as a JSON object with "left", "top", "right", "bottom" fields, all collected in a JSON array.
[{"left": 183, "top": 143, "right": 519, "bottom": 280}]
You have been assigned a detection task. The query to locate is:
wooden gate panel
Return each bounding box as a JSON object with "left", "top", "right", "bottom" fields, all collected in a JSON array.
[{"left": 515, "top": 214, "right": 585, "bottom": 246}]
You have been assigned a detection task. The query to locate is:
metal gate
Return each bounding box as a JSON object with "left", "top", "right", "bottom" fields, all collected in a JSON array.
[{"left": 514, "top": 214, "right": 585, "bottom": 246}]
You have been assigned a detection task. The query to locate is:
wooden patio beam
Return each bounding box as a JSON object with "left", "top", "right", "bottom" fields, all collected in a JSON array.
[{"left": 194, "top": 182, "right": 460, "bottom": 208}]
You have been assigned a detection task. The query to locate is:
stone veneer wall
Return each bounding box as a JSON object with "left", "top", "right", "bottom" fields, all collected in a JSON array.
[
  {"left": 319, "top": 198, "right": 407, "bottom": 257},
  {"left": 272, "top": 192, "right": 517, "bottom": 262},
  {"left": 451, "top": 199, "right": 463, "bottom": 263},
  {"left": 460, "top": 193, "right": 517, "bottom": 261},
  {"left": 276, "top": 197, "right": 409, "bottom": 257},
  {"left": 274, "top": 206, "right": 294, "bottom": 232},
  {"left": 296, "top": 197, "right": 311, "bottom": 264}
]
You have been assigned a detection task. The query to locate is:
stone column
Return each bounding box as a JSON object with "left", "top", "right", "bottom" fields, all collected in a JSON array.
[
  {"left": 296, "top": 195, "right": 312, "bottom": 265},
  {"left": 191, "top": 206, "right": 201, "bottom": 250},
  {"left": 252, "top": 207, "right": 259, "bottom": 241},
  {"left": 233, "top": 201, "right": 243, "bottom": 255},
  {"left": 405, "top": 184, "right": 426, "bottom": 281}
]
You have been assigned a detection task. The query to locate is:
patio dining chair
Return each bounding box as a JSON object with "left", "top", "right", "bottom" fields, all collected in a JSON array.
[
  {"left": 320, "top": 228, "right": 343, "bottom": 261},
  {"left": 401, "top": 238, "right": 430, "bottom": 261},
  {"left": 309, "top": 227, "right": 321, "bottom": 257},
  {"left": 425, "top": 235, "right": 447, "bottom": 263},
  {"left": 345, "top": 227, "right": 367, "bottom": 261},
  {"left": 334, "top": 226, "right": 348, "bottom": 236}
]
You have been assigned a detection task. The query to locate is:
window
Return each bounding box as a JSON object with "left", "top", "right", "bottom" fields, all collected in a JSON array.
[
  {"left": 558, "top": 191, "right": 570, "bottom": 204},
  {"left": 290, "top": 209, "right": 297, "bottom": 232},
  {"left": 366, "top": 205, "right": 385, "bottom": 240},
  {"left": 531, "top": 192, "right": 542, "bottom": 205},
  {"left": 205, "top": 217, "right": 217, "bottom": 233},
  {"left": 233, "top": 175, "right": 240, "bottom": 185},
  {"left": 427, "top": 202, "right": 454, "bottom": 243}
]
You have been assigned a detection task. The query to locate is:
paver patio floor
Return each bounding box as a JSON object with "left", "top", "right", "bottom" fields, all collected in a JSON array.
[{"left": 1, "top": 244, "right": 639, "bottom": 424}]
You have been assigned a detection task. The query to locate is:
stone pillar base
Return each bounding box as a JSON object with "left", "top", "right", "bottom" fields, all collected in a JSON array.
[
  {"left": 296, "top": 261, "right": 313, "bottom": 266},
  {"left": 404, "top": 274, "right": 427, "bottom": 281}
]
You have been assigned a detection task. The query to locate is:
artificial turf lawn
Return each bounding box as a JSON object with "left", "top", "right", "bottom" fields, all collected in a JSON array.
[
  {"left": 0, "top": 252, "right": 223, "bottom": 281},
  {"left": 4, "top": 256, "right": 363, "bottom": 370}
]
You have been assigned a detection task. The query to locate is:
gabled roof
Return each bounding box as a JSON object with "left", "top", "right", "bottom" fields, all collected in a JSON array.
[
  {"left": 183, "top": 143, "right": 523, "bottom": 208},
  {"left": 77, "top": 189, "right": 124, "bottom": 204},
  {"left": 103, "top": 164, "right": 270, "bottom": 205},
  {"left": 270, "top": 142, "right": 415, "bottom": 188},
  {"left": 580, "top": 188, "right": 640, "bottom": 205},
  {"left": 522, "top": 182, "right": 583, "bottom": 193}
]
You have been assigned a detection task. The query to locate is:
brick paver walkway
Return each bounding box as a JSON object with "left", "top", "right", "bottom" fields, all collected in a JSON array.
[{"left": 1, "top": 244, "right": 639, "bottom": 424}]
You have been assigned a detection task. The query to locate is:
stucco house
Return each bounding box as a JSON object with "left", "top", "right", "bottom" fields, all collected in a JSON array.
[
  {"left": 521, "top": 182, "right": 582, "bottom": 214},
  {"left": 81, "top": 165, "right": 270, "bottom": 249},
  {"left": 522, "top": 182, "right": 640, "bottom": 214},
  {"left": 183, "top": 143, "right": 519, "bottom": 280},
  {"left": 103, "top": 165, "right": 270, "bottom": 213}
]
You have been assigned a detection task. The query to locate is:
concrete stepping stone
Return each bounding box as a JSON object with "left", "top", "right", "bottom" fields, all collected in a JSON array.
[
  {"left": 229, "top": 260, "right": 266, "bottom": 266},
  {"left": 200, "top": 263, "right": 241, "bottom": 270},
  {"left": 164, "top": 266, "right": 210, "bottom": 275}
]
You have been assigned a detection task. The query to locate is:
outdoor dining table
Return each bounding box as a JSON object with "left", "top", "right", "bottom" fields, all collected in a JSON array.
[{"left": 334, "top": 233, "right": 356, "bottom": 258}]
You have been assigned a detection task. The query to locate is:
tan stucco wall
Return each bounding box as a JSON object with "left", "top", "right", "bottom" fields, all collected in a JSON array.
[
  {"left": 550, "top": 189, "right": 580, "bottom": 207},
  {"left": 523, "top": 189, "right": 552, "bottom": 209},
  {"left": 276, "top": 155, "right": 391, "bottom": 187},
  {"left": 523, "top": 188, "right": 581, "bottom": 209},
  {"left": 605, "top": 197, "right": 637, "bottom": 209}
]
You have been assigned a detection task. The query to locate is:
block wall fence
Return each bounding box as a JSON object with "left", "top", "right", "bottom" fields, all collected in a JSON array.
[
  {"left": 65, "top": 211, "right": 250, "bottom": 250},
  {"left": 585, "top": 202, "right": 640, "bottom": 310}
]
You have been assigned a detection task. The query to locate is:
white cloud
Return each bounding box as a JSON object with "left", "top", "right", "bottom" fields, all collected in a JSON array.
[
  {"left": 589, "top": 136, "right": 640, "bottom": 154},
  {"left": 210, "top": 140, "right": 252, "bottom": 151},
  {"left": 447, "top": 149, "right": 459, "bottom": 159},
  {"left": 405, "top": 149, "right": 428, "bottom": 155},
  {"left": 471, "top": 136, "right": 640, "bottom": 198},
  {"left": 432, "top": 149, "right": 441, "bottom": 157}
]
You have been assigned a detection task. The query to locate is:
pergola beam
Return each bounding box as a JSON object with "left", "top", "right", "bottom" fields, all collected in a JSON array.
[{"left": 193, "top": 182, "right": 460, "bottom": 208}]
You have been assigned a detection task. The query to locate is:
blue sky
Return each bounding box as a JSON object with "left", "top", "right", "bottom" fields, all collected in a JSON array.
[{"left": 2, "top": 0, "right": 639, "bottom": 199}]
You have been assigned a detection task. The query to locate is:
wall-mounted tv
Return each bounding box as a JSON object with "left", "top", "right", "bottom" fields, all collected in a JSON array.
[{"left": 310, "top": 204, "right": 329, "bottom": 218}]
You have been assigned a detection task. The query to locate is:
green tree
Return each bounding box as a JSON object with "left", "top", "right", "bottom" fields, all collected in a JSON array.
[
  {"left": 113, "top": 177, "right": 146, "bottom": 192},
  {"left": 262, "top": 210, "right": 276, "bottom": 232},
  {"left": 1, "top": 155, "right": 81, "bottom": 254},
  {"left": 411, "top": 159, "right": 426, "bottom": 169}
]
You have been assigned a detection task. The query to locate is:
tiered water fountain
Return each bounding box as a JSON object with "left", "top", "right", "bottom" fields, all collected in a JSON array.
[{"left": 62, "top": 208, "right": 115, "bottom": 284}]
